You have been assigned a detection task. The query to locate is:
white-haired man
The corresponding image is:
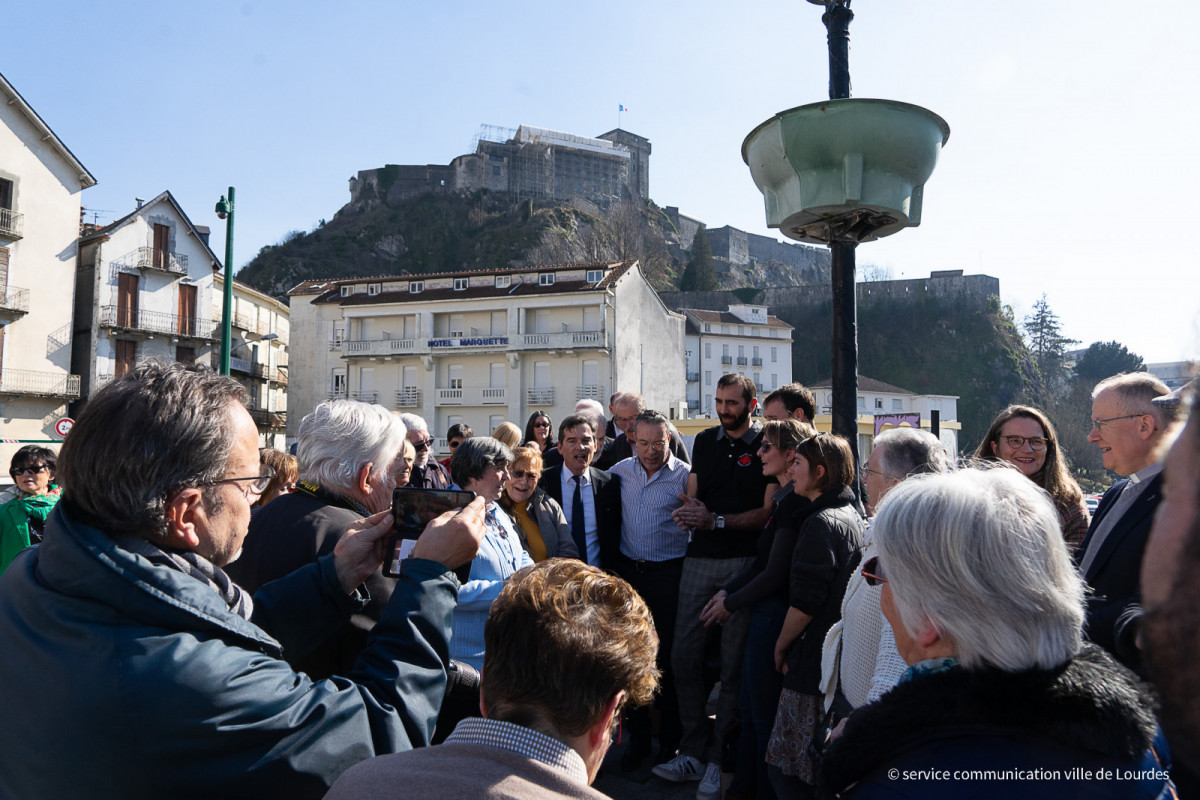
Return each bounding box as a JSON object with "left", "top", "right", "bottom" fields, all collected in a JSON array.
[
  {"left": 398, "top": 412, "right": 453, "bottom": 490},
  {"left": 229, "top": 400, "right": 409, "bottom": 678}
]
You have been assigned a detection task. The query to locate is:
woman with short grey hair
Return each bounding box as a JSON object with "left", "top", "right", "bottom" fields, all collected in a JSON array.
[
  {"left": 448, "top": 437, "right": 532, "bottom": 671},
  {"left": 820, "top": 468, "right": 1172, "bottom": 798}
]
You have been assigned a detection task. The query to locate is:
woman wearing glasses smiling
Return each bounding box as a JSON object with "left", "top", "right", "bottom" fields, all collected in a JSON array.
[
  {"left": 975, "top": 405, "right": 1089, "bottom": 552},
  {"left": 1, "top": 446, "right": 62, "bottom": 574},
  {"left": 499, "top": 446, "right": 577, "bottom": 562}
]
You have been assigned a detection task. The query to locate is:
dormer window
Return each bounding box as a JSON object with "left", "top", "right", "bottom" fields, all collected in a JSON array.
[
  {"left": 340, "top": 286, "right": 352, "bottom": 297},
  {"left": 367, "top": 283, "right": 381, "bottom": 296},
  {"left": 586, "top": 269, "right": 603, "bottom": 283},
  {"left": 495, "top": 275, "right": 511, "bottom": 288},
  {"left": 539, "top": 273, "right": 555, "bottom": 286},
  {"left": 453, "top": 278, "right": 469, "bottom": 291},
  {"left": 409, "top": 281, "right": 424, "bottom": 294}
]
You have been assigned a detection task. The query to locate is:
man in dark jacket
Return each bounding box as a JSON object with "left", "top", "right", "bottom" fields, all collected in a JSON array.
[
  {"left": 228, "top": 399, "right": 408, "bottom": 678},
  {"left": 0, "top": 361, "right": 485, "bottom": 800}
]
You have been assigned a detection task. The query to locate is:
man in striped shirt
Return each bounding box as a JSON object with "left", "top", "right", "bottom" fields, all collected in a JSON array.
[{"left": 608, "top": 409, "right": 691, "bottom": 770}]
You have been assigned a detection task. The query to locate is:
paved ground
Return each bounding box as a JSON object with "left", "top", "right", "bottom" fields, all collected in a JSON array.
[{"left": 594, "top": 740, "right": 716, "bottom": 800}]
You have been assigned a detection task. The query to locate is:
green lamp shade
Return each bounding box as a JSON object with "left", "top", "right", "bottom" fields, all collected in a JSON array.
[{"left": 743, "top": 99, "right": 949, "bottom": 244}]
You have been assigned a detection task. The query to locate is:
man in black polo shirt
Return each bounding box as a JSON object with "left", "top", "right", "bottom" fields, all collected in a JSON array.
[{"left": 653, "top": 374, "right": 777, "bottom": 795}]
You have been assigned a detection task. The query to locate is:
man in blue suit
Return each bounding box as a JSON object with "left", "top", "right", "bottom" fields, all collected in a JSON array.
[{"left": 1076, "top": 371, "right": 1175, "bottom": 673}]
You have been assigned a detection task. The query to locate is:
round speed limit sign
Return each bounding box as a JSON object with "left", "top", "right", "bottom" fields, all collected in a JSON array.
[{"left": 55, "top": 418, "right": 75, "bottom": 437}]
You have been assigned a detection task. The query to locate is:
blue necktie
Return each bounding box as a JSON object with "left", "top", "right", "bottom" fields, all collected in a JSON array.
[{"left": 571, "top": 474, "right": 586, "bottom": 561}]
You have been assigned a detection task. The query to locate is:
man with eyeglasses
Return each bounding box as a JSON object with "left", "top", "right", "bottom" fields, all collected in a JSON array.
[
  {"left": 0, "top": 360, "right": 487, "bottom": 799},
  {"left": 1076, "top": 371, "right": 1176, "bottom": 673},
  {"left": 608, "top": 409, "right": 691, "bottom": 770},
  {"left": 399, "top": 412, "right": 453, "bottom": 490},
  {"left": 608, "top": 392, "right": 691, "bottom": 467}
]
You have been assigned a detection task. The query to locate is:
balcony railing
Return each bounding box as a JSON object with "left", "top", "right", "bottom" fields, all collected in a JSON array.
[
  {"left": 526, "top": 387, "right": 555, "bottom": 405},
  {"left": 344, "top": 338, "right": 420, "bottom": 357},
  {"left": 99, "top": 305, "right": 216, "bottom": 340},
  {"left": 0, "top": 368, "right": 80, "bottom": 399},
  {"left": 351, "top": 390, "right": 378, "bottom": 404},
  {"left": 110, "top": 246, "right": 188, "bottom": 276},
  {"left": 435, "top": 386, "right": 508, "bottom": 406},
  {"left": 0, "top": 208, "right": 24, "bottom": 241},
  {"left": 577, "top": 384, "right": 605, "bottom": 401},
  {"left": 0, "top": 285, "right": 30, "bottom": 321},
  {"left": 395, "top": 387, "right": 422, "bottom": 408},
  {"left": 751, "top": 357, "right": 764, "bottom": 366},
  {"left": 230, "top": 356, "right": 251, "bottom": 374},
  {"left": 518, "top": 330, "right": 608, "bottom": 351},
  {"left": 328, "top": 388, "right": 348, "bottom": 400},
  {"left": 248, "top": 406, "right": 286, "bottom": 429},
  {"left": 736, "top": 357, "right": 748, "bottom": 366},
  {"left": 251, "top": 362, "right": 269, "bottom": 380},
  {"left": 720, "top": 355, "right": 733, "bottom": 365},
  {"left": 686, "top": 372, "right": 700, "bottom": 383}
]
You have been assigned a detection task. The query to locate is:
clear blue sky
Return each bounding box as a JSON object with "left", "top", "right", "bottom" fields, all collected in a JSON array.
[{"left": 7, "top": 0, "right": 1198, "bottom": 362}]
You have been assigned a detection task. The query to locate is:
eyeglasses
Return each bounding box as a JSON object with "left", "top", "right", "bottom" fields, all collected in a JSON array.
[
  {"left": 861, "top": 555, "right": 887, "bottom": 587},
  {"left": 510, "top": 469, "right": 539, "bottom": 480},
  {"left": 206, "top": 464, "right": 275, "bottom": 498},
  {"left": 1091, "top": 414, "right": 1146, "bottom": 432},
  {"left": 412, "top": 437, "right": 433, "bottom": 451},
  {"left": 614, "top": 415, "right": 639, "bottom": 426},
  {"left": 758, "top": 441, "right": 775, "bottom": 453},
  {"left": 861, "top": 465, "right": 896, "bottom": 481},
  {"left": 999, "top": 435, "right": 1047, "bottom": 451},
  {"left": 533, "top": 422, "right": 551, "bottom": 429},
  {"left": 10, "top": 464, "right": 49, "bottom": 477}
]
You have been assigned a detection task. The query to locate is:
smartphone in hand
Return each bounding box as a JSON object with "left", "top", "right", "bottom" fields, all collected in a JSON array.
[{"left": 384, "top": 487, "right": 477, "bottom": 582}]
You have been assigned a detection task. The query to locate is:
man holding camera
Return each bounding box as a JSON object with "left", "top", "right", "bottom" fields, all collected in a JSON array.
[{"left": 0, "top": 361, "right": 485, "bottom": 800}]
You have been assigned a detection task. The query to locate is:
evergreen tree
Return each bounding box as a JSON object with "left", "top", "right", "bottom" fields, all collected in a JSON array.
[
  {"left": 1074, "top": 340, "right": 1146, "bottom": 382},
  {"left": 1022, "top": 294, "right": 1078, "bottom": 400},
  {"left": 679, "top": 225, "right": 718, "bottom": 291}
]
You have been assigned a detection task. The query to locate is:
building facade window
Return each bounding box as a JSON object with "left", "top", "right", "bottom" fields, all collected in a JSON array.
[
  {"left": 539, "top": 273, "right": 555, "bottom": 286},
  {"left": 892, "top": 399, "right": 903, "bottom": 410},
  {"left": 771, "top": 347, "right": 777, "bottom": 362},
  {"left": 340, "top": 286, "right": 352, "bottom": 297},
  {"left": 586, "top": 269, "right": 603, "bottom": 283},
  {"left": 453, "top": 277, "right": 468, "bottom": 291},
  {"left": 875, "top": 398, "right": 884, "bottom": 409},
  {"left": 705, "top": 342, "right": 712, "bottom": 358},
  {"left": 495, "top": 275, "right": 510, "bottom": 288},
  {"left": 368, "top": 283, "right": 381, "bottom": 296},
  {"left": 409, "top": 281, "right": 424, "bottom": 293},
  {"left": 705, "top": 370, "right": 712, "bottom": 386}
]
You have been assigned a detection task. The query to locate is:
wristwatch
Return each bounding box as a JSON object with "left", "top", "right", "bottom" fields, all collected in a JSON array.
[{"left": 711, "top": 514, "right": 725, "bottom": 530}]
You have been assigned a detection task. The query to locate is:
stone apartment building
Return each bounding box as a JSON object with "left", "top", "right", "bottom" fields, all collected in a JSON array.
[
  {"left": 213, "top": 274, "right": 290, "bottom": 449},
  {"left": 809, "top": 375, "right": 960, "bottom": 457},
  {"left": 287, "top": 260, "right": 685, "bottom": 453},
  {"left": 0, "top": 72, "right": 96, "bottom": 471},
  {"left": 679, "top": 305, "right": 794, "bottom": 417},
  {"left": 71, "top": 192, "right": 220, "bottom": 414}
]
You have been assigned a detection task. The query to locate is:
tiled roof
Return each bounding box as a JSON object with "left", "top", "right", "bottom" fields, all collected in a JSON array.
[
  {"left": 809, "top": 376, "right": 914, "bottom": 395},
  {"left": 681, "top": 308, "right": 792, "bottom": 329}
]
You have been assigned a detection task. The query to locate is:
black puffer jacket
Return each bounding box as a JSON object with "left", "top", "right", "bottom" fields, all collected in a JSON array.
[{"left": 818, "top": 645, "right": 1173, "bottom": 799}]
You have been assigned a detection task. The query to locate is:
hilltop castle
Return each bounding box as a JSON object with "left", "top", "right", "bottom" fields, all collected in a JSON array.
[{"left": 347, "top": 125, "right": 651, "bottom": 213}]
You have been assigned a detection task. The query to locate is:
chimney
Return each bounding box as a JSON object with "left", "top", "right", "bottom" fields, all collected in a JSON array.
[{"left": 135, "top": 197, "right": 144, "bottom": 209}]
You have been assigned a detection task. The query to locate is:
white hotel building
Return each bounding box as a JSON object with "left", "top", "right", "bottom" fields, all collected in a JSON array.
[{"left": 287, "top": 260, "right": 685, "bottom": 449}]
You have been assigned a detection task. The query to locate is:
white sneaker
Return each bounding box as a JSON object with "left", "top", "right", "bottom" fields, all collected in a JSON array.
[
  {"left": 651, "top": 753, "right": 705, "bottom": 783},
  {"left": 697, "top": 763, "right": 722, "bottom": 800}
]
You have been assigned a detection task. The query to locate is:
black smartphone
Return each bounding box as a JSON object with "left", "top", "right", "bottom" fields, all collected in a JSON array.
[{"left": 384, "top": 488, "right": 477, "bottom": 582}]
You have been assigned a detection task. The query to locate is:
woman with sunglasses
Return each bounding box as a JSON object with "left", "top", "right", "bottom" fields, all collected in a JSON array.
[
  {"left": 697, "top": 418, "right": 815, "bottom": 799},
  {"left": 522, "top": 411, "right": 555, "bottom": 453},
  {"left": 974, "top": 405, "right": 1089, "bottom": 552},
  {"left": 498, "top": 447, "right": 577, "bottom": 562},
  {"left": 766, "top": 433, "right": 865, "bottom": 798},
  {"left": 1, "top": 446, "right": 62, "bottom": 574},
  {"left": 820, "top": 468, "right": 1172, "bottom": 799}
]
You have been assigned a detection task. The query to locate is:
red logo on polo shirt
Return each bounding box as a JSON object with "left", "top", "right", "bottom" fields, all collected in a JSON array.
[{"left": 737, "top": 454, "right": 753, "bottom": 467}]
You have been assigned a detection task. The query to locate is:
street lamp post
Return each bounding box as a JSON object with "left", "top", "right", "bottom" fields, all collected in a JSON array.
[{"left": 215, "top": 187, "right": 235, "bottom": 376}]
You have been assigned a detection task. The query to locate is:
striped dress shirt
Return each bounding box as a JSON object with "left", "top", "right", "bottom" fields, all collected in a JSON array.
[{"left": 609, "top": 453, "right": 691, "bottom": 562}]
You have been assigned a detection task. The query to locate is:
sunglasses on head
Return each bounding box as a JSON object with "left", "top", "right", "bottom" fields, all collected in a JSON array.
[{"left": 861, "top": 555, "right": 887, "bottom": 587}]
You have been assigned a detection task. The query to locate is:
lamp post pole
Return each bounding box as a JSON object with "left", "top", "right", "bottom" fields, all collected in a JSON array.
[
  {"left": 813, "top": 0, "right": 862, "bottom": 479},
  {"left": 216, "top": 187, "right": 235, "bottom": 376}
]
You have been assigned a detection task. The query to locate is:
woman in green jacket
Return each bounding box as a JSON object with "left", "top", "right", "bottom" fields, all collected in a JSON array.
[{"left": 0, "top": 445, "right": 61, "bottom": 573}]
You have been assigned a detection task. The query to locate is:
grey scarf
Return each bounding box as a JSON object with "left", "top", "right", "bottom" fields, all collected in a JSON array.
[{"left": 114, "top": 534, "right": 254, "bottom": 620}]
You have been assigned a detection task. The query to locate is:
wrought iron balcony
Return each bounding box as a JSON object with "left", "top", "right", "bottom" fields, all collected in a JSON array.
[
  {"left": 328, "top": 388, "right": 348, "bottom": 401},
  {"left": 395, "top": 387, "right": 422, "bottom": 408},
  {"left": 751, "top": 357, "right": 764, "bottom": 366},
  {"left": 736, "top": 357, "right": 749, "bottom": 366},
  {"left": 0, "top": 285, "right": 30, "bottom": 323},
  {"left": 248, "top": 406, "right": 286, "bottom": 429},
  {"left": 526, "top": 387, "right": 555, "bottom": 405},
  {"left": 351, "top": 390, "right": 379, "bottom": 404},
  {"left": 577, "top": 384, "right": 605, "bottom": 401},
  {"left": 720, "top": 355, "right": 733, "bottom": 365},
  {"left": 99, "top": 305, "right": 216, "bottom": 341},
  {"left": 0, "top": 368, "right": 80, "bottom": 399},
  {"left": 109, "top": 246, "right": 188, "bottom": 277},
  {"left": 0, "top": 208, "right": 23, "bottom": 241},
  {"left": 686, "top": 372, "right": 700, "bottom": 383}
]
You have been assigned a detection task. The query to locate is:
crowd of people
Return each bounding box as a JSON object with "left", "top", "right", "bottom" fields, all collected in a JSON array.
[{"left": 0, "top": 358, "right": 1196, "bottom": 800}]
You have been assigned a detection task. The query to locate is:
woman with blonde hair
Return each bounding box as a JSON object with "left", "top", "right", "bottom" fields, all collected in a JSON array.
[
  {"left": 254, "top": 448, "right": 298, "bottom": 507},
  {"left": 498, "top": 447, "right": 577, "bottom": 562},
  {"left": 491, "top": 421, "right": 522, "bottom": 450},
  {"left": 974, "top": 405, "right": 1089, "bottom": 550}
]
